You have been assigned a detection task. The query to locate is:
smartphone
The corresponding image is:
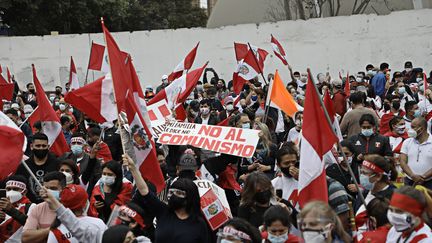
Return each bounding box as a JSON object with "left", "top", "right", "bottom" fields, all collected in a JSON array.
[
  {"left": 276, "top": 189, "right": 283, "bottom": 199},
  {"left": 94, "top": 195, "right": 104, "bottom": 202},
  {"left": 0, "top": 189, "right": 6, "bottom": 199}
]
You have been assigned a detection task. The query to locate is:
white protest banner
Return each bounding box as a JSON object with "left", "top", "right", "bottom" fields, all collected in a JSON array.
[
  {"left": 147, "top": 99, "right": 172, "bottom": 138},
  {"left": 158, "top": 122, "right": 260, "bottom": 158},
  {"left": 194, "top": 179, "right": 232, "bottom": 230}
]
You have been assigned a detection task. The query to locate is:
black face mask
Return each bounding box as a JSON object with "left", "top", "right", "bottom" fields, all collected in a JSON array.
[
  {"left": 383, "top": 103, "right": 391, "bottom": 111},
  {"left": 55, "top": 90, "right": 62, "bottom": 95},
  {"left": 28, "top": 89, "right": 35, "bottom": 94},
  {"left": 69, "top": 123, "right": 76, "bottom": 130},
  {"left": 33, "top": 149, "right": 49, "bottom": 159},
  {"left": 392, "top": 101, "right": 400, "bottom": 111},
  {"left": 280, "top": 167, "right": 292, "bottom": 178},
  {"left": 168, "top": 195, "right": 186, "bottom": 210},
  {"left": 87, "top": 140, "right": 95, "bottom": 147},
  {"left": 254, "top": 189, "right": 272, "bottom": 204}
]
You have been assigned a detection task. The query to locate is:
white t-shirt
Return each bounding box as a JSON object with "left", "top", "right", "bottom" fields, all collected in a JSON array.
[
  {"left": 287, "top": 127, "right": 300, "bottom": 144},
  {"left": 47, "top": 216, "right": 107, "bottom": 243},
  {"left": 272, "top": 175, "right": 299, "bottom": 209},
  {"left": 401, "top": 135, "right": 432, "bottom": 178},
  {"left": 386, "top": 222, "right": 432, "bottom": 243},
  {"left": 201, "top": 116, "right": 209, "bottom": 125},
  {"left": 418, "top": 98, "right": 432, "bottom": 114}
]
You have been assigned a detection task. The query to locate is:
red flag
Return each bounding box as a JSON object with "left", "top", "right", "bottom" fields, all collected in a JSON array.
[
  {"left": 234, "top": 42, "right": 249, "bottom": 62},
  {"left": 125, "top": 93, "right": 165, "bottom": 192},
  {"left": 270, "top": 34, "right": 288, "bottom": 65},
  {"left": 102, "top": 23, "right": 131, "bottom": 112},
  {"left": 168, "top": 43, "right": 199, "bottom": 81},
  {"left": 88, "top": 42, "right": 106, "bottom": 71},
  {"left": 6, "top": 67, "right": 12, "bottom": 83},
  {"left": 233, "top": 42, "right": 268, "bottom": 71},
  {"left": 298, "top": 72, "right": 337, "bottom": 207},
  {"left": 344, "top": 72, "right": 350, "bottom": 96},
  {"left": 232, "top": 49, "right": 260, "bottom": 94},
  {"left": 323, "top": 90, "right": 343, "bottom": 141},
  {"left": 0, "top": 71, "right": 14, "bottom": 101},
  {"left": 30, "top": 65, "right": 69, "bottom": 156},
  {"left": 68, "top": 57, "right": 80, "bottom": 90},
  {"left": 0, "top": 111, "right": 26, "bottom": 180},
  {"left": 65, "top": 75, "right": 117, "bottom": 124}
]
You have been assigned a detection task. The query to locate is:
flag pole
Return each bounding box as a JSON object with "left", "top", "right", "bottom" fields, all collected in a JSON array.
[
  {"left": 84, "top": 40, "right": 94, "bottom": 85},
  {"left": 307, "top": 68, "right": 367, "bottom": 209},
  {"left": 247, "top": 42, "right": 268, "bottom": 86},
  {"left": 21, "top": 160, "right": 44, "bottom": 189}
]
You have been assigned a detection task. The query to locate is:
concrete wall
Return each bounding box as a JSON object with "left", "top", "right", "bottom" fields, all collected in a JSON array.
[{"left": 0, "top": 9, "right": 431, "bottom": 90}]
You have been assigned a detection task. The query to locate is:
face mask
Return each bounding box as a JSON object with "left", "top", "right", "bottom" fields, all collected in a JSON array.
[
  {"left": 49, "top": 96, "right": 55, "bottom": 102},
  {"left": 398, "top": 87, "right": 406, "bottom": 95},
  {"left": 48, "top": 189, "right": 61, "bottom": 200},
  {"left": 405, "top": 68, "right": 412, "bottom": 73},
  {"left": 101, "top": 175, "right": 116, "bottom": 186},
  {"left": 356, "top": 77, "right": 362, "bottom": 82},
  {"left": 346, "top": 156, "right": 353, "bottom": 165},
  {"left": 251, "top": 95, "right": 258, "bottom": 102},
  {"left": 69, "top": 107, "right": 74, "bottom": 113},
  {"left": 71, "top": 144, "right": 83, "bottom": 155},
  {"left": 33, "top": 149, "right": 49, "bottom": 159},
  {"left": 360, "top": 174, "right": 373, "bottom": 191},
  {"left": 254, "top": 189, "right": 272, "bottom": 204},
  {"left": 302, "top": 226, "right": 331, "bottom": 243},
  {"left": 191, "top": 110, "right": 198, "bottom": 117},
  {"left": 280, "top": 166, "right": 292, "bottom": 178},
  {"left": 392, "top": 101, "right": 400, "bottom": 111},
  {"left": 416, "top": 78, "right": 423, "bottom": 83},
  {"left": 414, "top": 109, "right": 421, "bottom": 118},
  {"left": 168, "top": 195, "right": 186, "bottom": 210},
  {"left": 29, "top": 89, "right": 35, "bottom": 94},
  {"left": 7, "top": 190, "right": 23, "bottom": 204},
  {"left": 383, "top": 103, "right": 391, "bottom": 111},
  {"left": 407, "top": 128, "right": 418, "bottom": 138},
  {"left": 242, "top": 123, "right": 250, "bottom": 129},
  {"left": 62, "top": 172, "right": 74, "bottom": 185},
  {"left": 24, "top": 113, "right": 31, "bottom": 119},
  {"left": 395, "top": 125, "right": 406, "bottom": 135},
  {"left": 267, "top": 231, "right": 288, "bottom": 243},
  {"left": 226, "top": 104, "right": 234, "bottom": 111},
  {"left": 59, "top": 104, "right": 66, "bottom": 111},
  {"left": 55, "top": 90, "right": 62, "bottom": 95},
  {"left": 54, "top": 102, "right": 60, "bottom": 107},
  {"left": 361, "top": 128, "right": 374, "bottom": 137},
  {"left": 387, "top": 210, "right": 412, "bottom": 232},
  {"left": 200, "top": 107, "right": 210, "bottom": 115}
]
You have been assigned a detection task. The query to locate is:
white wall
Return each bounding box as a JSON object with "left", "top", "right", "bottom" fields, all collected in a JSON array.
[{"left": 0, "top": 9, "right": 431, "bottom": 91}]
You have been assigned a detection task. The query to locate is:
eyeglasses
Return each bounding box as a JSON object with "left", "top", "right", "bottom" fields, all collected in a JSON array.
[{"left": 167, "top": 188, "right": 187, "bottom": 199}]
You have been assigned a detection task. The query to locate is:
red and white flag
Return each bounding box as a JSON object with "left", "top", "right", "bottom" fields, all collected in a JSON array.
[
  {"left": 168, "top": 43, "right": 199, "bottom": 82},
  {"left": 323, "top": 90, "right": 343, "bottom": 141},
  {"left": 64, "top": 74, "right": 118, "bottom": 124},
  {"left": 270, "top": 34, "right": 288, "bottom": 65},
  {"left": 125, "top": 93, "right": 165, "bottom": 192},
  {"left": 88, "top": 42, "right": 110, "bottom": 73},
  {"left": 0, "top": 111, "right": 27, "bottom": 180},
  {"left": 30, "top": 65, "right": 69, "bottom": 156},
  {"left": 424, "top": 72, "right": 429, "bottom": 90},
  {"left": 233, "top": 42, "right": 268, "bottom": 71},
  {"left": 68, "top": 56, "right": 80, "bottom": 91},
  {"left": 232, "top": 49, "right": 260, "bottom": 94},
  {"left": 298, "top": 72, "right": 337, "bottom": 207},
  {"left": 0, "top": 68, "right": 14, "bottom": 101}
]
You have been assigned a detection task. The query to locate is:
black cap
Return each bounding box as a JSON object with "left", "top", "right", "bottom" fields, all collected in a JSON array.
[{"left": 404, "top": 61, "right": 413, "bottom": 68}]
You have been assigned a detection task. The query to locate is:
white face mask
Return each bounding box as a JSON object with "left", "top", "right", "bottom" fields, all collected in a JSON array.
[
  {"left": 101, "top": 175, "right": 116, "bottom": 186},
  {"left": 267, "top": 231, "right": 289, "bottom": 243},
  {"left": 387, "top": 210, "right": 413, "bottom": 232},
  {"left": 7, "top": 190, "right": 23, "bottom": 204},
  {"left": 200, "top": 107, "right": 210, "bottom": 115},
  {"left": 301, "top": 224, "right": 331, "bottom": 243},
  {"left": 226, "top": 104, "right": 234, "bottom": 111},
  {"left": 59, "top": 104, "right": 66, "bottom": 111},
  {"left": 62, "top": 171, "right": 74, "bottom": 185}
]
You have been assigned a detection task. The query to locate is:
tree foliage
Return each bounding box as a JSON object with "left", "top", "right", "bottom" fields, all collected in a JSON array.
[{"left": 1, "top": 0, "right": 208, "bottom": 36}]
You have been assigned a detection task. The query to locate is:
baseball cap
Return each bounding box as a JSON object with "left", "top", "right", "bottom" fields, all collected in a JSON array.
[
  {"left": 328, "top": 179, "right": 350, "bottom": 215},
  {"left": 161, "top": 74, "right": 168, "bottom": 80},
  {"left": 224, "top": 96, "right": 234, "bottom": 105},
  {"left": 178, "top": 153, "right": 197, "bottom": 171},
  {"left": 60, "top": 184, "right": 87, "bottom": 211}
]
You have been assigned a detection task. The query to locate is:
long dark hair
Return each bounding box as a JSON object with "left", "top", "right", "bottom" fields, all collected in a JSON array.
[
  {"left": 170, "top": 178, "right": 201, "bottom": 221},
  {"left": 102, "top": 160, "right": 123, "bottom": 195},
  {"left": 240, "top": 171, "right": 274, "bottom": 208}
]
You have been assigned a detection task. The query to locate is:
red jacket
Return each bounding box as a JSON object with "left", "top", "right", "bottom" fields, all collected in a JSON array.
[
  {"left": 379, "top": 111, "right": 405, "bottom": 135},
  {"left": 0, "top": 196, "right": 32, "bottom": 242},
  {"left": 88, "top": 180, "right": 133, "bottom": 217},
  {"left": 357, "top": 225, "right": 391, "bottom": 243},
  {"left": 332, "top": 90, "right": 347, "bottom": 118},
  {"left": 95, "top": 142, "right": 113, "bottom": 163}
]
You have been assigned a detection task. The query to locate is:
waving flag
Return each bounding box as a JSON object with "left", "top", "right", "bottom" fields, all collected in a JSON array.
[
  {"left": 298, "top": 72, "right": 337, "bottom": 207},
  {"left": 30, "top": 65, "right": 69, "bottom": 156},
  {"left": 232, "top": 49, "right": 260, "bottom": 94},
  {"left": 267, "top": 70, "right": 301, "bottom": 117},
  {"left": 0, "top": 70, "right": 14, "bottom": 101},
  {"left": 168, "top": 43, "right": 199, "bottom": 82},
  {"left": 88, "top": 42, "right": 110, "bottom": 73},
  {"left": 65, "top": 74, "right": 117, "bottom": 124},
  {"left": 0, "top": 111, "right": 27, "bottom": 180},
  {"left": 233, "top": 42, "right": 268, "bottom": 71},
  {"left": 270, "top": 35, "right": 288, "bottom": 65},
  {"left": 344, "top": 72, "right": 350, "bottom": 96},
  {"left": 323, "top": 90, "right": 343, "bottom": 141},
  {"left": 68, "top": 56, "right": 80, "bottom": 91}
]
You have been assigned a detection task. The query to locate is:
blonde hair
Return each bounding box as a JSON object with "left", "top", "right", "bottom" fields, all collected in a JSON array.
[
  {"left": 255, "top": 122, "right": 273, "bottom": 156},
  {"left": 299, "top": 201, "right": 351, "bottom": 243}
]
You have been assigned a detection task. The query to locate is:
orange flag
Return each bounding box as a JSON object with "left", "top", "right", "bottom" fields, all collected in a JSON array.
[{"left": 267, "top": 70, "right": 301, "bottom": 117}]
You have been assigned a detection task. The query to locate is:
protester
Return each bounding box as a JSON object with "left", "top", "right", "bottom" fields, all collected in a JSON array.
[
  {"left": 357, "top": 196, "right": 391, "bottom": 243},
  {"left": 287, "top": 111, "right": 302, "bottom": 144},
  {"left": 87, "top": 126, "right": 113, "bottom": 163},
  {"left": 217, "top": 218, "right": 262, "bottom": 243},
  {"left": 261, "top": 205, "right": 300, "bottom": 243}
]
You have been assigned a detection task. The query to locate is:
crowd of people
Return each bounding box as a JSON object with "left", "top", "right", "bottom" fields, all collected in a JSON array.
[{"left": 1, "top": 61, "right": 432, "bottom": 243}]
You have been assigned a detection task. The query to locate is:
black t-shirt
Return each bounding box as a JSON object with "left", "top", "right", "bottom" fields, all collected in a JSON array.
[
  {"left": 15, "top": 152, "right": 59, "bottom": 203},
  {"left": 137, "top": 192, "right": 209, "bottom": 243}
]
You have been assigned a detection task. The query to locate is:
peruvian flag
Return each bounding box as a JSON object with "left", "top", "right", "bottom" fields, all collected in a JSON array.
[
  {"left": 323, "top": 90, "right": 343, "bottom": 141},
  {"left": 232, "top": 49, "right": 260, "bottom": 94},
  {"left": 234, "top": 42, "right": 268, "bottom": 71},
  {"left": 88, "top": 42, "right": 110, "bottom": 73},
  {"left": 168, "top": 43, "right": 199, "bottom": 82},
  {"left": 0, "top": 111, "right": 27, "bottom": 180},
  {"left": 64, "top": 74, "right": 118, "bottom": 124},
  {"left": 68, "top": 56, "right": 80, "bottom": 91},
  {"left": 148, "top": 63, "right": 208, "bottom": 109},
  {"left": 125, "top": 92, "right": 165, "bottom": 192},
  {"left": 30, "top": 65, "right": 69, "bottom": 156},
  {"left": 298, "top": 72, "right": 337, "bottom": 207},
  {"left": 0, "top": 68, "right": 14, "bottom": 101},
  {"left": 270, "top": 34, "right": 288, "bottom": 65},
  {"left": 102, "top": 22, "right": 131, "bottom": 112}
]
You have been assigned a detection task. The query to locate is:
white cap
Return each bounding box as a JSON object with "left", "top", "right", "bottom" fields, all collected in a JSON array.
[
  {"left": 161, "top": 75, "right": 168, "bottom": 80},
  {"left": 24, "top": 104, "right": 33, "bottom": 113},
  {"left": 11, "top": 103, "right": 20, "bottom": 109}
]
